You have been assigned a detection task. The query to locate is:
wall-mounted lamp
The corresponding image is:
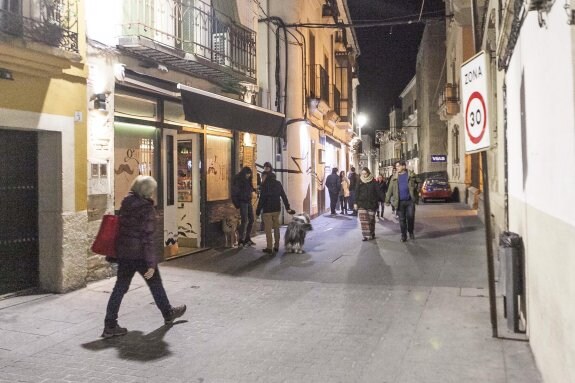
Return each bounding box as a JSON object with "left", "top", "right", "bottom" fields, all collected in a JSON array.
[
  {"left": 91, "top": 93, "right": 108, "bottom": 111},
  {"left": 243, "top": 132, "right": 253, "bottom": 147},
  {"left": 0, "top": 68, "right": 14, "bottom": 81}
]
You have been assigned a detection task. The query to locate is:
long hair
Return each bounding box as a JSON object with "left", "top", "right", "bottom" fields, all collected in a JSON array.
[{"left": 130, "top": 175, "right": 157, "bottom": 198}]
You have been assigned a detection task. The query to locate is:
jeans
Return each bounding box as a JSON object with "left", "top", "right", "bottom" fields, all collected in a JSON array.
[
  {"left": 238, "top": 202, "right": 254, "bottom": 242},
  {"left": 262, "top": 211, "right": 281, "bottom": 249},
  {"left": 329, "top": 191, "right": 339, "bottom": 214},
  {"left": 105, "top": 259, "right": 171, "bottom": 327},
  {"left": 397, "top": 200, "right": 415, "bottom": 238},
  {"left": 348, "top": 191, "right": 356, "bottom": 213}
]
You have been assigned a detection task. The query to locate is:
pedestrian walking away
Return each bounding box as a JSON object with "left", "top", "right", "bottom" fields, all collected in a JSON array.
[
  {"left": 339, "top": 170, "right": 350, "bottom": 214},
  {"left": 348, "top": 166, "right": 359, "bottom": 215},
  {"left": 256, "top": 172, "right": 295, "bottom": 253},
  {"left": 376, "top": 175, "right": 388, "bottom": 219},
  {"left": 102, "top": 176, "right": 186, "bottom": 338},
  {"left": 354, "top": 167, "right": 382, "bottom": 241},
  {"left": 232, "top": 166, "right": 256, "bottom": 247},
  {"left": 385, "top": 160, "right": 419, "bottom": 242},
  {"left": 325, "top": 167, "right": 341, "bottom": 216}
]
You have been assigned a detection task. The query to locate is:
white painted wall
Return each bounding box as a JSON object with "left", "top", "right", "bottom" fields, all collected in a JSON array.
[{"left": 505, "top": 5, "right": 575, "bottom": 382}]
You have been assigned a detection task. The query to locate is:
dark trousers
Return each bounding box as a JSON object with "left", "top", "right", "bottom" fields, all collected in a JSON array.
[
  {"left": 348, "top": 191, "right": 357, "bottom": 214},
  {"left": 397, "top": 200, "right": 415, "bottom": 237},
  {"left": 105, "top": 259, "right": 171, "bottom": 327},
  {"left": 339, "top": 195, "right": 348, "bottom": 213},
  {"left": 329, "top": 191, "right": 338, "bottom": 214},
  {"left": 239, "top": 202, "right": 254, "bottom": 241},
  {"left": 377, "top": 201, "right": 385, "bottom": 216}
]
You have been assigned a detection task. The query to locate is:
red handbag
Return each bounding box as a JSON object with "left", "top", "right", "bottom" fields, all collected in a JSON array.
[{"left": 91, "top": 215, "right": 120, "bottom": 257}]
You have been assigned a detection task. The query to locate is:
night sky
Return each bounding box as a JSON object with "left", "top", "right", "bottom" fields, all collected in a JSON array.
[{"left": 347, "top": 0, "right": 445, "bottom": 133}]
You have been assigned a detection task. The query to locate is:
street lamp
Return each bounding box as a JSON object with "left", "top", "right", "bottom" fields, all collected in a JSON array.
[{"left": 357, "top": 113, "right": 367, "bottom": 138}]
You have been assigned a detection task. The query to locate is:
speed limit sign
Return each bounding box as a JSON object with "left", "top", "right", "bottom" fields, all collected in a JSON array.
[{"left": 461, "top": 51, "right": 490, "bottom": 152}]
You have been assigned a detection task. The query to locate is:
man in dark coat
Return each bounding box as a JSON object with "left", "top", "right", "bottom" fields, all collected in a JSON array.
[
  {"left": 232, "top": 167, "right": 256, "bottom": 247},
  {"left": 256, "top": 172, "right": 294, "bottom": 253},
  {"left": 385, "top": 160, "right": 419, "bottom": 242},
  {"left": 325, "top": 167, "right": 341, "bottom": 215}
]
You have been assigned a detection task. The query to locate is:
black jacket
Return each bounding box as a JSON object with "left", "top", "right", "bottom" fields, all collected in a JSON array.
[
  {"left": 326, "top": 173, "right": 341, "bottom": 195},
  {"left": 231, "top": 167, "right": 255, "bottom": 208},
  {"left": 348, "top": 171, "right": 359, "bottom": 190},
  {"left": 355, "top": 180, "right": 382, "bottom": 210},
  {"left": 256, "top": 173, "right": 290, "bottom": 215}
]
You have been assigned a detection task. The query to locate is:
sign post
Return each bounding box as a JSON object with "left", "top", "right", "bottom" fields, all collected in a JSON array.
[{"left": 461, "top": 51, "right": 498, "bottom": 338}]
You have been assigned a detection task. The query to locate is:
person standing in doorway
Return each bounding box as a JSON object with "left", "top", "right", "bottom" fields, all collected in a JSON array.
[
  {"left": 354, "top": 167, "right": 382, "bottom": 241},
  {"left": 102, "top": 176, "right": 186, "bottom": 338},
  {"left": 339, "top": 170, "right": 350, "bottom": 214},
  {"left": 256, "top": 172, "right": 295, "bottom": 254},
  {"left": 348, "top": 166, "right": 359, "bottom": 215},
  {"left": 325, "top": 167, "right": 341, "bottom": 216},
  {"left": 385, "top": 161, "right": 419, "bottom": 242},
  {"left": 232, "top": 167, "right": 256, "bottom": 247}
]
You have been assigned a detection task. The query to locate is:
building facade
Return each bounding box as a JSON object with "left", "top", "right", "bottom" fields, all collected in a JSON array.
[
  {"left": 491, "top": 0, "right": 575, "bottom": 381},
  {"left": 416, "top": 22, "right": 448, "bottom": 177},
  {"left": 0, "top": 0, "right": 88, "bottom": 294},
  {"left": 260, "top": 0, "right": 360, "bottom": 218}
]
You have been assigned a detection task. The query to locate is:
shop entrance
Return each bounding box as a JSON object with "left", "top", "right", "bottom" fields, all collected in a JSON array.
[
  {"left": 0, "top": 130, "right": 39, "bottom": 295},
  {"left": 174, "top": 134, "right": 201, "bottom": 256}
]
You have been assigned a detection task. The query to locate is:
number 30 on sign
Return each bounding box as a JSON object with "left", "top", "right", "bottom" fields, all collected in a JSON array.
[{"left": 460, "top": 51, "right": 490, "bottom": 153}]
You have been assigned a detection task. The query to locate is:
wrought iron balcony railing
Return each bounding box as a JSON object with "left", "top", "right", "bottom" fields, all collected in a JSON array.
[
  {"left": 121, "top": 0, "right": 256, "bottom": 79},
  {"left": 0, "top": 0, "right": 79, "bottom": 53},
  {"left": 308, "top": 64, "right": 329, "bottom": 103}
]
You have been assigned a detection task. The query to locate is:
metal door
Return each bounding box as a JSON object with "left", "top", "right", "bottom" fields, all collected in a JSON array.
[{"left": 0, "top": 130, "right": 38, "bottom": 295}]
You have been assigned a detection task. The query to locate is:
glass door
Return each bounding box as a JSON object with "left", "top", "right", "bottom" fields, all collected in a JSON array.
[{"left": 175, "top": 134, "right": 201, "bottom": 253}]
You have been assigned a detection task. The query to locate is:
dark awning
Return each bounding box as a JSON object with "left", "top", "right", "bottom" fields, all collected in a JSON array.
[{"left": 178, "top": 84, "right": 286, "bottom": 137}]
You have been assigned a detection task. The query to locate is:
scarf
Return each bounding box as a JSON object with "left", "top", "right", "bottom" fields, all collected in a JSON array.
[{"left": 360, "top": 174, "right": 373, "bottom": 183}]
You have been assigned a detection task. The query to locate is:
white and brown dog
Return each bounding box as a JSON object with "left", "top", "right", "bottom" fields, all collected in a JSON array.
[
  {"left": 284, "top": 213, "right": 313, "bottom": 254},
  {"left": 222, "top": 214, "right": 240, "bottom": 248}
]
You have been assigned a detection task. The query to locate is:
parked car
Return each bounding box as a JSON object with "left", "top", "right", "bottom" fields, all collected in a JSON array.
[{"left": 420, "top": 177, "right": 452, "bottom": 202}]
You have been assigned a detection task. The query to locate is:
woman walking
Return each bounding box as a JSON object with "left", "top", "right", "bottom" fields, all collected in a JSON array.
[
  {"left": 354, "top": 167, "right": 382, "bottom": 241},
  {"left": 102, "top": 176, "right": 186, "bottom": 338},
  {"left": 338, "top": 170, "right": 350, "bottom": 214}
]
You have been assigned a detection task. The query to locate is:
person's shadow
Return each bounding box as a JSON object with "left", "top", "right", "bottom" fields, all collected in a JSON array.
[{"left": 81, "top": 321, "right": 186, "bottom": 361}]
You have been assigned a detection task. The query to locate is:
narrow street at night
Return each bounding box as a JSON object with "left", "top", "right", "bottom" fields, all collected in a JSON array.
[{"left": 0, "top": 204, "right": 541, "bottom": 383}]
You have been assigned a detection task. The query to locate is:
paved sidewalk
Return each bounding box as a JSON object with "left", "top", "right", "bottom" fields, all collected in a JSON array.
[{"left": 0, "top": 203, "right": 542, "bottom": 382}]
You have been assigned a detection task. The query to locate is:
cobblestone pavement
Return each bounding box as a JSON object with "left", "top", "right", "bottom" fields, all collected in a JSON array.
[{"left": 0, "top": 203, "right": 542, "bottom": 382}]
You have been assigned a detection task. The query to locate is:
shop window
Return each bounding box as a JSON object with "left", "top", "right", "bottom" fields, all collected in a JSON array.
[
  {"left": 114, "top": 122, "right": 158, "bottom": 210},
  {"left": 206, "top": 135, "right": 231, "bottom": 201}
]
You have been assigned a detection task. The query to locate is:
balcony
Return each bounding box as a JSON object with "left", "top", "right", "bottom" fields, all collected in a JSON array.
[
  {"left": 438, "top": 83, "right": 460, "bottom": 120},
  {"left": 0, "top": 0, "right": 79, "bottom": 53},
  {"left": 119, "top": 0, "right": 256, "bottom": 85},
  {"left": 308, "top": 64, "right": 330, "bottom": 102}
]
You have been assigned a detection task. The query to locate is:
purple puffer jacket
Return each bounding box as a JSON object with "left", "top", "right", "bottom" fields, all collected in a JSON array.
[{"left": 116, "top": 192, "right": 157, "bottom": 268}]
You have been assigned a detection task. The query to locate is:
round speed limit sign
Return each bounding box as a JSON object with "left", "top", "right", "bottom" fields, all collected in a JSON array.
[
  {"left": 461, "top": 51, "right": 490, "bottom": 152},
  {"left": 465, "top": 91, "right": 487, "bottom": 144}
]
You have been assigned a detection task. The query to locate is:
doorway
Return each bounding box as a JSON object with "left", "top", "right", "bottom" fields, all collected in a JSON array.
[
  {"left": 0, "top": 130, "right": 39, "bottom": 295},
  {"left": 174, "top": 134, "right": 201, "bottom": 256}
]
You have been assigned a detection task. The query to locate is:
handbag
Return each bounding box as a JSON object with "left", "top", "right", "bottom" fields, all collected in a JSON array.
[{"left": 91, "top": 215, "right": 120, "bottom": 257}]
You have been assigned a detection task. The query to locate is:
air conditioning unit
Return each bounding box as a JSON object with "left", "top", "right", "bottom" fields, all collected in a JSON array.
[{"left": 213, "top": 32, "right": 230, "bottom": 67}]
